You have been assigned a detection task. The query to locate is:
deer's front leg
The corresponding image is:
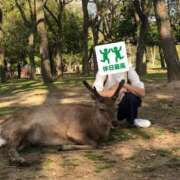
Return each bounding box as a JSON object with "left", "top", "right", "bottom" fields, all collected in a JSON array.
[
  {"left": 66, "top": 128, "right": 98, "bottom": 148},
  {"left": 6, "top": 130, "right": 28, "bottom": 165}
]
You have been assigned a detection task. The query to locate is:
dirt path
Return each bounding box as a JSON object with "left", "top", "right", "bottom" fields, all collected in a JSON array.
[{"left": 0, "top": 80, "right": 179, "bottom": 180}]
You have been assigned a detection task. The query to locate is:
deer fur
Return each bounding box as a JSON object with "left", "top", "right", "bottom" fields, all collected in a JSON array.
[{"left": 0, "top": 80, "right": 125, "bottom": 165}]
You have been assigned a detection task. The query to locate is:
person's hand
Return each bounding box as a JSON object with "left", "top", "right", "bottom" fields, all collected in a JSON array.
[
  {"left": 119, "top": 83, "right": 130, "bottom": 93},
  {"left": 123, "top": 83, "right": 129, "bottom": 89},
  {"left": 119, "top": 87, "right": 127, "bottom": 93}
]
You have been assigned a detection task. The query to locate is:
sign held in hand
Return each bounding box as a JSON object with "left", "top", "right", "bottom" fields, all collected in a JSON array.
[{"left": 95, "top": 41, "right": 129, "bottom": 75}]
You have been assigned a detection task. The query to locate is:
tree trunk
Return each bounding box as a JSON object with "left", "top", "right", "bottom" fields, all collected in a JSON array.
[
  {"left": 15, "top": 0, "right": 36, "bottom": 80},
  {"left": 17, "top": 63, "right": 21, "bottom": 79},
  {"left": 91, "top": 23, "right": 98, "bottom": 74},
  {"left": 177, "top": 0, "right": 180, "bottom": 15},
  {"left": 153, "top": 0, "right": 180, "bottom": 81},
  {"left": 134, "top": 0, "right": 150, "bottom": 76},
  {"left": 28, "top": 33, "right": 36, "bottom": 79},
  {"left": 55, "top": 48, "right": 63, "bottom": 77},
  {"left": 135, "top": 18, "right": 148, "bottom": 76},
  {"left": 0, "top": 8, "right": 5, "bottom": 83},
  {"left": 57, "top": 1, "right": 64, "bottom": 78},
  {"left": 36, "top": 0, "right": 52, "bottom": 83},
  {"left": 82, "top": 0, "right": 89, "bottom": 75},
  {"left": 91, "top": 15, "right": 100, "bottom": 75},
  {"left": 48, "top": 45, "right": 56, "bottom": 78},
  {"left": 44, "top": 0, "right": 65, "bottom": 78},
  {"left": 159, "top": 45, "right": 166, "bottom": 69}
]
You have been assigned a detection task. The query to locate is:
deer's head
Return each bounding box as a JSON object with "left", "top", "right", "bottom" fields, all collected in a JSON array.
[{"left": 83, "top": 80, "right": 125, "bottom": 112}]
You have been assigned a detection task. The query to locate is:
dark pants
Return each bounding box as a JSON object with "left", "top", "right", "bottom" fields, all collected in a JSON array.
[{"left": 117, "top": 92, "right": 142, "bottom": 125}]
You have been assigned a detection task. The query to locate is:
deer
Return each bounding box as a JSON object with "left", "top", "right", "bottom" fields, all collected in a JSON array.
[{"left": 0, "top": 80, "right": 125, "bottom": 165}]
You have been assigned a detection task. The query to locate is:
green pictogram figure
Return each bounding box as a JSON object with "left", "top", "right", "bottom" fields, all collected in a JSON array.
[
  {"left": 111, "top": 46, "right": 124, "bottom": 62},
  {"left": 100, "top": 48, "right": 111, "bottom": 64}
]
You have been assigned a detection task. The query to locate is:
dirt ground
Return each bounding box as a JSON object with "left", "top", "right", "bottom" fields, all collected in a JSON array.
[{"left": 0, "top": 79, "right": 180, "bottom": 180}]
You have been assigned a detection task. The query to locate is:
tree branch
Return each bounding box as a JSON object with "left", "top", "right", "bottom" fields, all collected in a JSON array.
[
  {"left": 44, "top": 11, "right": 58, "bottom": 36},
  {"left": 27, "top": 0, "right": 34, "bottom": 21},
  {"left": 133, "top": 0, "right": 145, "bottom": 20},
  {"left": 15, "top": 0, "right": 30, "bottom": 27},
  {"left": 44, "top": 3, "right": 59, "bottom": 26}
]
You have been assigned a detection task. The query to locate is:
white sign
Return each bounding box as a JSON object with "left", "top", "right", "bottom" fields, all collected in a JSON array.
[
  {"left": 87, "top": 1, "right": 97, "bottom": 19},
  {"left": 95, "top": 41, "right": 129, "bottom": 75}
]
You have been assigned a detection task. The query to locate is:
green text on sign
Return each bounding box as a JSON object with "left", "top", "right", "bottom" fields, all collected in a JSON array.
[{"left": 103, "top": 63, "right": 126, "bottom": 72}]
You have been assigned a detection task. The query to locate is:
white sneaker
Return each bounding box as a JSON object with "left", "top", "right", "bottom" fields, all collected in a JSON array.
[{"left": 134, "top": 118, "right": 151, "bottom": 128}]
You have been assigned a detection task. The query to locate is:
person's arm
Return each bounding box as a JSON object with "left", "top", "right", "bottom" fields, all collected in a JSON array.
[
  {"left": 127, "top": 66, "right": 145, "bottom": 97},
  {"left": 98, "top": 84, "right": 119, "bottom": 97},
  {"left": 124, "top": 83, "right": 145, "bottom": 97},
  {"left": 99, "top": 83, "right": 145, "bottom": 98}
]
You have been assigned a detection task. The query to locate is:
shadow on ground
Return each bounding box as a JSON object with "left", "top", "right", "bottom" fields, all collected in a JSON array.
[{"left": 0, "top": 75, "right": 179, "bottom": 180}]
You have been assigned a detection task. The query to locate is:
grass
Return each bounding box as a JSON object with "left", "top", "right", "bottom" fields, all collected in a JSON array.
[
  {"left": 0, "top": 79, "right": 47, "bottom": 96},
  {"left": 84, "top": 151, "right": 116, "bottom": 173},
  {"left": 61, "top": 158, "right": 80, "bottom": 169},
  {"left": 169, "top": 127, "right": 180, "bottom": 134},
  {"left": 0, "top": 71, "right": 179, "bottom": 179},
  {"left": 0, "top": 74, "right": 95, "bottom": 96},
  {"left": 108, "top": 128, "right": 137, "bottom": 143},
  {"left": 156, "top": 149, "right": 172, "bottom": 157},
  {"left": 0, "top": 106, "right": 18, "bottom": 116},
  {"left": 42, "top": 158, "right": 56, "bottom": 170},
  {"left": 0, "top": 74, "right": 95, "bottom": 116},
  {"left": 0, "top": 70, "right": 167, "bottom": 97},
  {"left": 131, "top": 148, "right": 180, "bottom": 174},
  {"left": 149, "top": 127, "right": 166, "bottom": 136},
  {"left": 107, "top": 128, "right": 153, "bottom": 145},
  {"left": 142, "top": 69, "right": 167, "bottom": 82}
]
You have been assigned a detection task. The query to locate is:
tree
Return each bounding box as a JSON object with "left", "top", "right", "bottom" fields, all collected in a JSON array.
[
  {"left": 36, "top": 0, "right": 52, "bottom": 83},
  {"left": 133, "top": 0, "right": 152, "bottom": 76},
  {"left": 44, "top": 0, "right": 72, "bottom": 78},
  {"left": 82, "top": 0, "right": 89, "bottom": 75},
  {"left": 15, "top": 0, "right": 36, "bottom": 80},
  {"left": 0, "top": 6, "right": 5, "bottom": 82},
  {"left": 159, "top": 45, "right": 166, "bottom": 69},
  {"left": 153, "top": 0, "right": 180, "bottom": 81},
  {"left": 88, "top": 0, "right": 101, "bottom": 74}
]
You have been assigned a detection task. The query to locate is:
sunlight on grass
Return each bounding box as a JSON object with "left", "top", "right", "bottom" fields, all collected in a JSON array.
[
  {"left": 0, "top": 79, "right": 47, "bottom": 96},
  {"left": 84, "top": 151, "right": 116, "bottom": 173},
  {"left": 61, "top": 158, "right": 80, "bottom": 169},
  {"left": 142, "top": 70, "right": 167, "bottom": 82},
  {"left": 131, "top": 148, "right": 180, "bottom": 174},
  {"left": 0, "top": 106, "right": 18, "bottom": 116},
  {"left": 107, "top": 128, "right": 153, "bottom": 145},
  {"left": 0, "top": 71, "right": 167, "bottom": 97},
  {"left": 42, "top": 158, "right": 55, "bottom": 169}
]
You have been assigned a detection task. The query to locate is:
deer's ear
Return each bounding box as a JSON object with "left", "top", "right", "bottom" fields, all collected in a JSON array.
[
  {"left": 82, "top": 81, "right": 93, "bottom": 92},
  {"left": 83, "top": 81, "right": 103, "bottom": 101},
  {"left": 111, "top": 79, "right": 125, "bottom": 100}
]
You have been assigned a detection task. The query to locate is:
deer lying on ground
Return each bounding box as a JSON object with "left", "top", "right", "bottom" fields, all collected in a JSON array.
[{"left": 0, "top": 80, "right": 125, "bottom": 165}]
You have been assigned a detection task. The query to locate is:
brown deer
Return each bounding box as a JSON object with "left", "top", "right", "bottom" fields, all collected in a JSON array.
[{"left": 0, "top": 80, "right": 125, "bottom": 165}]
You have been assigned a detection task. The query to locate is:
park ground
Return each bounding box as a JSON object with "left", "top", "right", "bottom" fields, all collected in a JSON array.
[{"left": 0, "top": 69, "right": 180, "bottom": 180}]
